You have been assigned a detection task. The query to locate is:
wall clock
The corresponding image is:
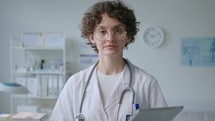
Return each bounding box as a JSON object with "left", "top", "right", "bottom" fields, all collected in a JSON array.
[{"left": 142, "top": 26, "right": 164, "bottom": 48}]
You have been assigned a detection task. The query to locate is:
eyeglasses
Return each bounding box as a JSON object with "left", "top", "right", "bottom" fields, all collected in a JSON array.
[{"left": 94, "top": 28, "right": 127, "bottom": 41}]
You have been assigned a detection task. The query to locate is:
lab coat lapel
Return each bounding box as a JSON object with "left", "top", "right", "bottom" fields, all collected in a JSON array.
[
  {"left": 84, "top": 70, "right": 106, "bottom": 119},
  {"left": 86, "top": 71, "right": 103, "bottom": 106},
  {"left": 105, "top": 65, "right": 130, "bottom": 108}
]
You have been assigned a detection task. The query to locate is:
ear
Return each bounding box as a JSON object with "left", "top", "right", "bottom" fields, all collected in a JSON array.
[
  {"left": 89, "top": 34, "right": 95, "bottom": 44},
  {"left": 125, "top": 37, "right": 132, "bottom": 44}
]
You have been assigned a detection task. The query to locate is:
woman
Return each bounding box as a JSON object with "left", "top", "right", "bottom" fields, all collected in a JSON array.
[{"left": 50, "top": 1, "right": 167, "bottom": 121}]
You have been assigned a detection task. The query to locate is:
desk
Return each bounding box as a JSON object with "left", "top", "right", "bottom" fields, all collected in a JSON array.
[{"left": 0, "top": 112, "right": 48, "bottom": 121}]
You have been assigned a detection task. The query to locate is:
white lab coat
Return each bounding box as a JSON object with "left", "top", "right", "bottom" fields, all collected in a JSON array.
[{"left": 50, "top": 60, "right": 167, "bottom": 121}]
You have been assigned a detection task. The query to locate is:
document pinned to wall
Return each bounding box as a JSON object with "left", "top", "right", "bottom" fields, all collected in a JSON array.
[
  {"left": 79, "top": 38, "right": 99, "bottom": 70},
  {"left": 80, "top": 54, "right": 98, "bottom": 69},
  {"left": 44, "top": 33, "right": 65, "bottom": 47},
  {"left": 181, "top": 37, "right": 215, "bottom": 66},
  {"left": 22, "top": 32, "right": 43, "bottom": 47}
]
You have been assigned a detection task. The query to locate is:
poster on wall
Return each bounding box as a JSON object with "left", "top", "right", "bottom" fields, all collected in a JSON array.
[
  {"left": 181, "top": 37, "right": 215, "bottom": 66},
  {"left": 79, "top": 39, "right": 98, "bottom": 70}
]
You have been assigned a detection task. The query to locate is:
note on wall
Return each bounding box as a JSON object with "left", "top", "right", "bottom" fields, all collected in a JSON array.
[
  {"left": 22, "top": 32, "right": 43, "bottom": 47},
  {"left": 80, "top": 54, "right": 98, "bottom": 69},
  {"left": 181, "top": 37, "right": 215, "bottom": 66}
]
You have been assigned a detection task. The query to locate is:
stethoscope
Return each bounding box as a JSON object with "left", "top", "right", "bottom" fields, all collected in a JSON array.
[{"left": 76, "top": 59, "right": 135, "bottom": 121}]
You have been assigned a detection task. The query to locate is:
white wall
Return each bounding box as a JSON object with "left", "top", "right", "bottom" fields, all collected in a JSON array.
[{"left": 0, "top": 0, "right": 215, "bottom": 113}]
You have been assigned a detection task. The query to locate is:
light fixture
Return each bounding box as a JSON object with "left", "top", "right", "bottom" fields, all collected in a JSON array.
[
  {"left": 0, "top": 82, "right": 29, "bottom": 114},
  {"left": 0, "top": 82, "right": 29, "bottom": 94}
]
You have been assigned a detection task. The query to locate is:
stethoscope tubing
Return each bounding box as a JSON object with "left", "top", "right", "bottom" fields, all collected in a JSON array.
[{"left": 79, "top": 61, "right": 99, "bottom": 114}]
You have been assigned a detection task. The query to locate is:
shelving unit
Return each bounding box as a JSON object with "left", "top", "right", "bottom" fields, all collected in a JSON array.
[{"left": 10, "top": 36, "right": 71, "bottom": 116}]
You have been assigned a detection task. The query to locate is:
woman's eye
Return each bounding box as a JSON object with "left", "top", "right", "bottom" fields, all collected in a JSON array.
[
  {"left": 99, "top": 30, "right": 106, "bottom": 35},
  {"left": 114, "top": 29, "right": 123, "bottom": 34}
]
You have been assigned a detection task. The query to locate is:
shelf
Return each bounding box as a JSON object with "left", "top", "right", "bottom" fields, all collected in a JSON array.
[
  {"left": 13, "top": 94, "right": 58, "bottom": 100},
  {"left": 10, "top": 37, "right": 69, "bottom": 114},
  {"left": 12, "top": 46, "right": 64, "bottom": 50},
  {"left": 12, "top": 71, "right": 64, "bottom": 75}
]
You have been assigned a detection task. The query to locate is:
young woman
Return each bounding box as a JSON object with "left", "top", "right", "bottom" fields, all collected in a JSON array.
[{"left": 50, "top": 1, "right": 167, "bottom": 121}]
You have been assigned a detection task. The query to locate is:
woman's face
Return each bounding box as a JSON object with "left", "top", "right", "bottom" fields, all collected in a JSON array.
[{"left": 90, "top": 13, "right": 130, "bottom": 57}]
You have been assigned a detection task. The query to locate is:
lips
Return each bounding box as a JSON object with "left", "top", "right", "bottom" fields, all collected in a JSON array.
[{"left": 105, "top": 44, "right": 117, "bottom": 48}]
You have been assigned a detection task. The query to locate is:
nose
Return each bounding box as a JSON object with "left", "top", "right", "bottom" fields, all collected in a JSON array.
[{"left": 106, "top": 31, "right": 114, "bottom": 42}]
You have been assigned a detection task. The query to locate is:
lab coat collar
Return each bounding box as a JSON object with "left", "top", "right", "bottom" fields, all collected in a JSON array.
[{"left": 85, "top": 61, "right": 133, "bottom": 111}]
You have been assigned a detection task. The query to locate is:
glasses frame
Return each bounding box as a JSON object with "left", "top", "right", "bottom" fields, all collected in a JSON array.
[{"left": 94, "top": 28, "right": 127, "bottom": 41}]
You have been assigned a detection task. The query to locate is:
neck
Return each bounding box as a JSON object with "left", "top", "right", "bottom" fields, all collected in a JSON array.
[{"left": 97, "top": 58, "right": 125, "bottom": 75}]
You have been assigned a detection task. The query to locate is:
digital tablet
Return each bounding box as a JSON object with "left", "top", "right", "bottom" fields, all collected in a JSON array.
[{"left": 129, "top": 106, "right": 183, "bottom": 121}]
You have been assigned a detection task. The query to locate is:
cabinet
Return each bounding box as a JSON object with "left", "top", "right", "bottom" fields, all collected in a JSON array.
[{"left": 10, "top": 36, "right": 71, "bottom": 116}]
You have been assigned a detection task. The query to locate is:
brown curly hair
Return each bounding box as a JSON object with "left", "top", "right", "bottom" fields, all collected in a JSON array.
[{"left": 80, "top": 0, "right": 140, "bottom": 52}]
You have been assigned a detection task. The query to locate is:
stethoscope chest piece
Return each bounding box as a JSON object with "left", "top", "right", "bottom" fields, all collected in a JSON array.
[{"left": 76, "top": 114, "right": 85, "bottom": 121}]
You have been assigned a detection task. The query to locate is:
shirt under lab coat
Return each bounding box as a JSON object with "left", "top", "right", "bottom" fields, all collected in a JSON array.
[{"left": 50, "top": 60, "right": 167, "bottom": 121}]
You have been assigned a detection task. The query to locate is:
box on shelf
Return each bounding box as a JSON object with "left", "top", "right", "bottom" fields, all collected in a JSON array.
[
  {"left": 17, "top": 105, "right": 39, "bottom": 113},
  {"left": 21, "top": 32, "right": 44, "bottom": 47},
  {"left": 16, "top": 77, "right": 27, "bottom": 87},
  {"left": 27, "top": 77, "right": 39, "bottom": 97},
  {"left": 44, "top": 33, "right": 65, "bottom": 48}
]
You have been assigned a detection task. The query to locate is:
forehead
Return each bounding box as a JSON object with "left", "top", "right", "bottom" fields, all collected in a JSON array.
[{"left": 96, "top": 13, "right": 125, "bottom": 29}]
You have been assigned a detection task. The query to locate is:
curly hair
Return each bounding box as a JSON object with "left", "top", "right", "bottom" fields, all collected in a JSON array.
[{"left": 80, "top": 0, "right": 140, "bottom": 52}]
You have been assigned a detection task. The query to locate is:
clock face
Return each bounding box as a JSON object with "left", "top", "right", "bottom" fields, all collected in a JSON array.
[{"left": 143, "top": 26, "right": 164, "bottom": 47}]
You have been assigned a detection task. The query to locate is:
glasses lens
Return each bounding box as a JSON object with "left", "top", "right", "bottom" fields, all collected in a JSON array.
[{"left": 95, "top": 28, "right": 126, "bottom": 41}]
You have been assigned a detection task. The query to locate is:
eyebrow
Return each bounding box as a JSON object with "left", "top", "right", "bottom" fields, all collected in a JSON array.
[{"left": 96, "top": 24, "right": 125, "bottom": 30}]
